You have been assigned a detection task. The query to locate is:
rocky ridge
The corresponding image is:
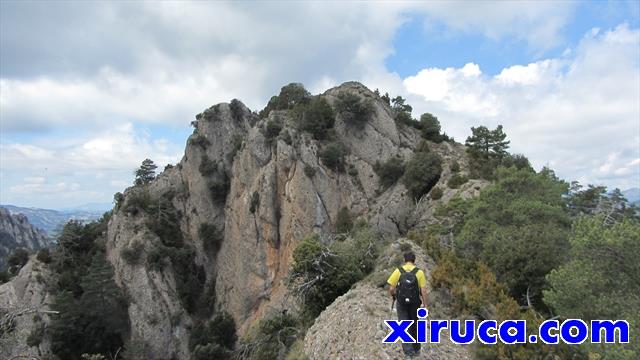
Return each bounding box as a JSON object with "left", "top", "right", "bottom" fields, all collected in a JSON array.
[
  {"left": 1, "top": 82, "right": 484, "bottom": 359},
  {"left": 0, "top": 207, "right": 51, "bottom": 270},
  {"left": 304, "top": 238, "right": 472, "bottom": 360}
]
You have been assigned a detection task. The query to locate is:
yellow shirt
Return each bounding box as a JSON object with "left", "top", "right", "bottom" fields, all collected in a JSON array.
[{"left": 386, "top": 262, "right": 427, "bottom": 288}]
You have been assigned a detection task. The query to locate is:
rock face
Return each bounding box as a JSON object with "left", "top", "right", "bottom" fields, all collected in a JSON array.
[
  {"left": 1, "top": 82, "right": 481, "bottom": 359},
  {"left": 102, "top": 82, "right": 474, "bottom": 359},
  {"left": 304, "top": 239, "right": 472, "bottom": 360},
  {"left": 0, "top": 258, "right": 54, "bottom": 359},
  {"left": 0, "top": 207, "right": 50, "bottom": 270}
]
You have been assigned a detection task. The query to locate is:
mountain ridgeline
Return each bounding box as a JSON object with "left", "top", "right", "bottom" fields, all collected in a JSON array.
[
  {"left": 1, "top": 82, "right": 638, "bottom": 360},
  {"left": 0, "top": 207, "right": 51, "bottom": 272}
]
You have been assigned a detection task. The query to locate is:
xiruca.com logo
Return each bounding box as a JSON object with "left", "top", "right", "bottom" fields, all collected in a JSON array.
[{"left": 382, "top": 309, "right": 630, "bottom": 345}]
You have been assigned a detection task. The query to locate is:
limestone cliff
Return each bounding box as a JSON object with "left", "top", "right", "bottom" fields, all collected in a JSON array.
[
  {"left": 102, "top": 82, "right": 478, "bottom": 359},
  {"left": 1, "top": 82, "right": 480, "bottom": 359},
  {"left": 0, "top": 257, "right": 54, "bottom": 359},
  {"left": 0, "top": 207, "right": 51, "bottom": 270}
]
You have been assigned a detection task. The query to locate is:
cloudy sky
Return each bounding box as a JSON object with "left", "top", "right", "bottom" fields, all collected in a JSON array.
[{"left": 1, "top": 1, "right": 639, "bottom": 209}]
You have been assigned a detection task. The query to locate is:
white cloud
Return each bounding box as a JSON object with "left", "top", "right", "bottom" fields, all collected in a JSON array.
[
  {"left": 403, "top": 62, "right": 500, "bottom": 116},
  {"left": 1, "top": 1, "right": 575, "bottom": 133},
  {"left": 1, "top": 123, "right": 182, "bottom": 208},
  {"left": 1, "top": 2, "right": 636, "bottom": 208},
  {"left": 414, "top": 1, "right": 576, "bottom": 51},
  {"left": 403, "top": 24, "right": 640, "bottom": 190}
]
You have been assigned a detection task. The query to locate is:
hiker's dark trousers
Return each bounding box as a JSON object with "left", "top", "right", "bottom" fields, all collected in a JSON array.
[{"left": 396, "top": 301, "right": 421, "bottom": 354}]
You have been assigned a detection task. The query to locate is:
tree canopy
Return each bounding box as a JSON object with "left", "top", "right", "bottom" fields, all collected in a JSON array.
[
  {"left": 134, "top": 158, "right": 157, "bottom": 186},
  {"left": 544, "top": 217, "right": 640, "bottom": 358},
  {"left": 335, "top": 92, "right": 375, "bottom": 127},
  {"left": 445, "top": 167, "right": 571, "bottom": 303},
  {"left": 465, "top": 125, "right": 510, "bottom": 179},
  {"left": 259, "top": 83, "right": 311, "bottom": 118}
]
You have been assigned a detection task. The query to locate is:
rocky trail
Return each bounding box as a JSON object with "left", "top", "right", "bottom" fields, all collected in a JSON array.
[{"left": 304, "top": 239, "right": 473, "bottom": 360}]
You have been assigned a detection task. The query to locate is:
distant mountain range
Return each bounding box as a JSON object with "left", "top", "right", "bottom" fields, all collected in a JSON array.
[
  {"left": 0, "top": 204, "right": 111, "bottom": 236},
  {"left": 623, "top": 187, "right": 640, "bottom": 205}
]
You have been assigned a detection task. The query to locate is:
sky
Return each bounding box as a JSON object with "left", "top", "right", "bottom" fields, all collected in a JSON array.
[{"left": 1, "top": 1, "right": 639, "bottom": 209}]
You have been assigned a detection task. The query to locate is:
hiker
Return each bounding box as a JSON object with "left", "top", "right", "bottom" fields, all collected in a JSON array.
[{"left": 387, "top": 251, "right": 428, "bottom": 357}]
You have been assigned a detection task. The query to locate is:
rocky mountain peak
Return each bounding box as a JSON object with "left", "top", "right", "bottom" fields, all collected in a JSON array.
[
  {"left": 0, "top": 207, "right": 50, "bottom": 271},
  {"left": 2, "top": 82, "right": 482, "bottom": 360}
]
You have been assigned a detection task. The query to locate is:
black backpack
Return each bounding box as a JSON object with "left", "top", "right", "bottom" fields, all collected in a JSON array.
[{"left": 397, "top": 267, "right": 421, "bottom": 305}]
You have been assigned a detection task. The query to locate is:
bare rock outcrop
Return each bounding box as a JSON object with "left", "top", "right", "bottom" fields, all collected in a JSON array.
[
  {"left": 0, "top": 207, "right": 51, "bottom": 270},
  {"left": 0, "top": 81, "right": 482, "bottom": 359},
  {"left": 304, "top": 239, "right": 472, "bottom": 360},
  {"left": 98, "top": 82, "right": 481, "bottom": 359},
  {"left": 0, "top": 259, "right": 54, "bottom": 359}
]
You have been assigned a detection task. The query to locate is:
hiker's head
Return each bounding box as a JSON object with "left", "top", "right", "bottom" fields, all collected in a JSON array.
[{"left": 403, "top": 251, "right": 416, "bottom": 263}]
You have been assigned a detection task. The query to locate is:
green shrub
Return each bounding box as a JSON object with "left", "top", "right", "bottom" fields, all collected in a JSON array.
[
  {"left": 391, "top": 96, "right": 418, "bottom": 128},
  {"left": 113, "top": 192, "right": 124, "bottom": 210},
  {"left": 190, "top": 312, "right": 237, "bottom": 359},
  {"left": 501, "top": 153, "right": 533, "bottom": 171},
  {"left": 430, "top": 187, "right": 443, "bottom": 200},
  {"left": 395, "top": 111, "right": 414, "bottom": 126},
  {"left": 121, "top": 242, "right": 144, "bottom": 265},
  {"left": 8, "top": 248, "right": 29, "bottom": 274},
  {"left": 285, "top": 339, "right": 309, "bottom": 360},
  {"left": 144, "top": 193, "right": 184, "bottom": 249},
  {"left": 36, "top": 248, "right": 52, "bottom": 264},
  {"left": 0, "top": 270, "right": 9, "bottom": 284},
  {"left": 335, "top": 207, "right": 353, "bottom": 234},
  {"left": 447, "top": 173, "right": 468, "bottom": 189},
  {"left": 303, "top": 164, "right": 316, "bottom": 178},
  {"left": 335, "top": 92, "right": 374, "bottom": 127},
  {"left": 230, "top": 99, "right": 244, "bottom": 122},
  {"left": 146, "top": 244, "right": 170, "bottom": 271},
  {"left": 403, "top": 152, "right": 443, "bottom": 199},
  {"left": 208, "top": 171, "right": 230, "bottom": 204},
  {"left": 373, "top": 157, "right": 405, "bottom": 189},
  {"left": 123, "top": 188, "right": 152, "bottom": 215},
  {"left": 419, "top": 113, "right": 447, "bottom": 142},
  {"left": 247, "top": 313, "right": 301, "bottom": 360},
  {"left": 26, "top": 321, "right": 45, "bottom": 347},
  {"left": 450, "top": 161, "right": 460, "bottom": 173},
  {"left": 189, "top": 134, "right": 211, "bottom": 149},
  {"left": 49, "top": 254, "right": 129, "bottom": 359},
  {"left": 415, "top": 139, "right": 431, "bottom": 153},
  {"left": 199, "top": 104, "right": 222, "bottom": 122},
  {"left": 452, "top": 167, "right": 571, "bottom": 302},
  {"left": 199, "top": 157, "right": 218, "bottom": 177},
  {"left": 298, "top": 97, "right": 335, "bottom": 140},
  {"left": 229, "top": 134, "right": 244, "bottom": 160},
  {"left": 259, "top": 83, "right": 311, "bottom": 118},
  {"left": 249, "top": 191, "right": 260, "bottom": 214},
  {"left": 289, "top": 226, "right": 378, "bottom": 317},
  {"left": 171, "top": 247, "right": 206, "bottom": 313},
  {"left": 265, "top": 119, "right": 283, "bottom": 140},
  {"left": 319, "top": 142, "right": 347, "bottom": 172},
  {"left": 199, "top": 223, "right": 223, "bottom": 255},
  {"left": 419, "top": 238, "right": 578, "bottom": 359}
]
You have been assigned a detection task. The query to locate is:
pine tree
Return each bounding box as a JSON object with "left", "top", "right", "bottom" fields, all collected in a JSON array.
[
  {"left": 50, "top": 290, "right": 83, "bottom": 358},
  {"left": 79, "top": 253, "right": 128, "bottom": 356},
  {"left": 465, "top": 125, "right": 510, "bottom": 160},
  {"left": 134, "top": 158, "right": 157, "bottom": 186},
  {"left": 465, "top": 125, "right": 510, "bottom": 179},
  {"left": 50, "top": 253, "right": 129, "bottom": 359}
]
